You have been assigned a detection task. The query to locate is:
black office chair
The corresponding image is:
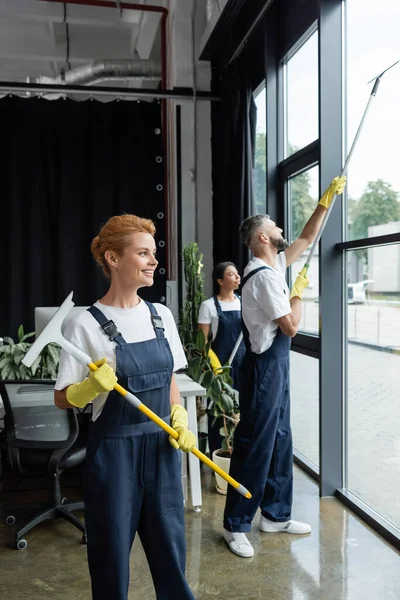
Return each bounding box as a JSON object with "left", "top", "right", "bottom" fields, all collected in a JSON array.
[{"left": 0, "top": 380, "right": 86, "bottom": 549}]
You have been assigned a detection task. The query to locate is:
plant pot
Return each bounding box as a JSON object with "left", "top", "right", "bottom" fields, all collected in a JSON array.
[{"left": 212, "top": 449, "right": 231, "bottom": 495}]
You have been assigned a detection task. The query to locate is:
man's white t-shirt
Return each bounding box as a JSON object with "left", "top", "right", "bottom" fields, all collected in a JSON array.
[
  {"left": 242, "top": 254, "right": 291, "bottom": 354},
  {"left": 55, "top": 300, "right": 187, "bottom": 421},
  {"left": 198, "top": 296, "right": 241, "bottom": 340}
]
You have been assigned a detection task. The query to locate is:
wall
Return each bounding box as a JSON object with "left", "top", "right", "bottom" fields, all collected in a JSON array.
[{"left": 167, "top": 0, "right": 213, "bottom": 319}]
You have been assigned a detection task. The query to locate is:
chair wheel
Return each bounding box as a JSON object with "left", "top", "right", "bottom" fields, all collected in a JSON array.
[
  {"left": 5, "top": 515, "right": 15, "bottom": 525},
  {"left": 82, "top": 533, "right": 87, "bottom": 544},
  {"left": 16, "top": 539, "right": 27, "bottom": 550}
]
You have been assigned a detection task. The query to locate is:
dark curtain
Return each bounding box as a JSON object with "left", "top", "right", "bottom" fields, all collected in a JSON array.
[
  {"left": 0, "top": 96, "right": 166, "bottom": 338},
  {"left": 211, "top": 67, "right": 257, "bottom": 276}
]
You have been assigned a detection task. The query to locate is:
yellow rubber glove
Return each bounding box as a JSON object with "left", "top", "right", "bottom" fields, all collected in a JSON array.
[
  {"left": 208, "top": 348, "right": 223, "bottom": 374},
  {"left": 318, "top": 176, "right": 347, "bottom": 209},
  {"left": 290, "top": 267, "right": 310, "bottom": 300},
  {"left": 66, "top": 358, "right": 118, "bottom": 408},
  {"left": 169, "top": 404, "right": 197, "bottom": 452}
]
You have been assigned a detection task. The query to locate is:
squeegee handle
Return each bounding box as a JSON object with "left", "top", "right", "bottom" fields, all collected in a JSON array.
[
  {"left": 86, "top": 362, "right": 252, "bottom": 499},
  {"left": 303, "top": 77, "right": 381, "bottom": 274}
]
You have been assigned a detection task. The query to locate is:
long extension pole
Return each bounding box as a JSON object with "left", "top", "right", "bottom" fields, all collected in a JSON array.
[
  {"left": 303, "top": 59, "right": 399, "bottom": 273},
  {"left": 229, "top": 59, "right": 399, "bottom": 363}
]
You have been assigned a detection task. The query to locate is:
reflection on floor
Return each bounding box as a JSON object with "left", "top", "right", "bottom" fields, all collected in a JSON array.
[{"left": 1, "top": 467, "right": 400, "bottom": 599}]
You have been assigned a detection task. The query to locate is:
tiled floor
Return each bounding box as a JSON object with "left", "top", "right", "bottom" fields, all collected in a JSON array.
[{"left": 1, "top": 467, "right": 399, "bottom": 599}]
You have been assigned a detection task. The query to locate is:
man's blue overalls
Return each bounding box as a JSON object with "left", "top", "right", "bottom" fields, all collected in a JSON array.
[
  {"left": 208, "top": 295, "right": 245, "bottom": 456},
  {"left": 83, "top": 302, "right": 195, "bottom": 600},
  {"left": 223, "top": 266, "right": 293, "bottom": 532}
]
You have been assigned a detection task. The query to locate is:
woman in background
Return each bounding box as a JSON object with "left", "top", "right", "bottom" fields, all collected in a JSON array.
[{"left": 198, "top": 261, "right": 245, "bottom": 457}]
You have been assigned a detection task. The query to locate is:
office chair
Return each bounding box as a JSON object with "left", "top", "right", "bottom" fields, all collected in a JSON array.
[{"left": 0, "top": 380, "right": 86, "bottom": 549}]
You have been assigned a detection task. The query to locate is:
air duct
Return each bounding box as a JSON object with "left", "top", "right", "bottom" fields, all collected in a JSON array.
[{"left": 29, "top": 59, "right": 162, "bottom": 86}]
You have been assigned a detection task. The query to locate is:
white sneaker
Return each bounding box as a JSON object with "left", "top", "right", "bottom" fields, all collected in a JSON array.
[
  {"left": 260, "top": 515, "right": 311, "bottom": 535},
  {"left": 223, "top": 529, "right": 254, "bottom": 557}
]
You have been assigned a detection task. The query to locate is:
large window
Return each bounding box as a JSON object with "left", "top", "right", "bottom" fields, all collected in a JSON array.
[
  {"left": 344, "top": 0, "right": 400, "bottom": 538},
  {"left": 284, "top": 30, "right": 319, "bottom": 157},
  {"left": 346, "top": 245, "right": 400, "bottom": 531},
  {"left": 288, "top": 165, "right": 319, "bottom": 335},
  {"left": 290, "top": 352, "right": 319, "bottom": 467},
  {"left": 346, "top": 0, "right": 400, "bottom": 241},
  {"left": 254, "top": 86, "right": 267, "bottom": 213}
]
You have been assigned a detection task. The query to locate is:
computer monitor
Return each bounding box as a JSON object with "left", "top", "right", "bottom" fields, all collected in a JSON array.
[{"left": 34, "top": 306, "right": 89, "bottom": 338}]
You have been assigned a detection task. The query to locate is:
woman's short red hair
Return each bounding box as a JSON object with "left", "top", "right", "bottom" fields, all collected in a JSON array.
[{"left": 91, "top": 214, "right": 156, "bottom": 279}]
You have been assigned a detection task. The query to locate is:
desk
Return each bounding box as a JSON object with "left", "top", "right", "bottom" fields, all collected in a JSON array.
[
  {"left": 0, "top": 375, "right": 207, "bottom": 511},
  {"left": 175, "top": 373, "right": 207, "bottom": 512}
]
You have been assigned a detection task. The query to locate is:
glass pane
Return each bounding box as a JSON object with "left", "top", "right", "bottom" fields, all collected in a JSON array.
[
  {"left": 285, "top": 31, "right": 318, "bottom": 157},
  {"left": 290, "top": 352, "right": 319, "bottom": 467},
  {"left": 288, "top": 165, "right": 319, "bottom": 335},
  {"left": 254, "top": 86, "right": 267, "bottom": 213},
  {"left": 346, "top": 0, "right": 400, "bottom": 241},
  {"left": 346, "top": 245, "right": 400, "bottom": 530}
]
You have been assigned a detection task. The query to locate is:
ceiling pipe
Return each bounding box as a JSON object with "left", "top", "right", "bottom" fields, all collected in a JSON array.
[
  {"left": 42, "top": 0, "right": 170, "bottom": 276},
  {"left": 30, "top": 59, "right": 162, "bottom": 86}
]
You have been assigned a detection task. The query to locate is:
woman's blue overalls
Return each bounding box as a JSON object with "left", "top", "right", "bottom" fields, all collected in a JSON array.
[
  {"left": 83, "top": 302, "right": 195, "bottom": 600},
  {"left": 223, "top": 267, "right": 293, "bottom": 532},
  {"left": 208, "top": 295, "right": 245, "bottom": 456}
]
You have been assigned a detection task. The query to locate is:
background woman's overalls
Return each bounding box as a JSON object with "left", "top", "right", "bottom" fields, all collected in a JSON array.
[
  {"left": 84, "top": 302, "right": 195, "bottom": 600},
  {"left": 208, "top": 295, "right": 245, "bottom": 456}
]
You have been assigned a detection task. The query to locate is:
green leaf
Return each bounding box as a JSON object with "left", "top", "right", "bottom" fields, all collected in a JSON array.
[
  {"left": 3, "top": 337, "right": 14, "bottom": 345},
  {"left": 30, "top": 355, "right": 41, "bottom": 376},
  {"left": 13, "top": 347, "right": 25, "bottom": 366},
  {"left": 18, "top": 324, "right": 24, "bottom": 342},
  {"left": 0, "top": 355, "right": 12, "bottom": 370},
  {"left": 200, "top": 369, "right": 214, "bottom": 389},
  {"left": 0, "top": 362, "right": 16, "bottom": 380},
  {"left": 21, "top": 331, "right": 35, "bottom": 342},
  {"left": 196, "top": 328, "right": 206, "bottom": 351},
  {"left": 220, "top": 393, "right": 234, "bottom": 413}
]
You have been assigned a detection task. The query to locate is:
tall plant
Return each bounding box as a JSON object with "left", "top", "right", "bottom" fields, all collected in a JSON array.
[{"left": 179, "top": 243, "right": 206, "bottom": 347}]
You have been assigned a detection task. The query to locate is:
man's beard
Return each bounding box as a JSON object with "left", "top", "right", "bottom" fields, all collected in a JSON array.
[{"left": 271, "top": 236, "right": 289, "bottom": 251}]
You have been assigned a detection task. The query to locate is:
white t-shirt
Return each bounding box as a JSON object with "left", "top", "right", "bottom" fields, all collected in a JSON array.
[
  {"left": 198, "top": 296, "right": 241, "bottom": 340},
  {"left": 242, "top": 254, "right": 291, "bottom": 354},
  {"left": 55, "top": 300, "right": 187, "bottom": 421}
]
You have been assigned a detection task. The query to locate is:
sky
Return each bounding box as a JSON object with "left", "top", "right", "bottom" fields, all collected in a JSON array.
[{"left": 254, "top": 0, "right": 400, "bottom": 201}]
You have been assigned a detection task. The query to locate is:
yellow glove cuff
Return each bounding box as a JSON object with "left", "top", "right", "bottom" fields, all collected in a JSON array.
[
  {"left": 290, "top": 267, "right": 310, "bottom": 301},
  {"left": 318, "top": 176, "right": 347, "bottom": 209},
  {"left": 66, "top": 360, "right": 117, "bottom": 409},
  {"left": 208, "top": 348, "right": 223, "bottom": 374},
  {"left": 169, "top": 404, "right": 196, "bottom": 452},
  {"left": 66, "top": 379, "right": 99, "bottom": 408}
]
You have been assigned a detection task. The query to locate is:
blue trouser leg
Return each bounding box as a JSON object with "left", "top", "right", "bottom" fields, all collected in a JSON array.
[
  {"left": 84, "top": 436, "right": 143, "bottom": 600},
  {"left": 138, "top": 433, "right": 195, "bottom": 600},
  {"left": 260, "top": 380, "right": 293, "bottom": 521},
  {"left": 223, "top": 356, "right": 292, "bottom": 532}
]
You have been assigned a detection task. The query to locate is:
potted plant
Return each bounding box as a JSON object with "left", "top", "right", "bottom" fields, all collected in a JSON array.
[
  {"left": 0, "top": 325, "right": 61, "bottom": 380},
  {"left": 185, "top": 328, "right": 239, "bottom": 493}
]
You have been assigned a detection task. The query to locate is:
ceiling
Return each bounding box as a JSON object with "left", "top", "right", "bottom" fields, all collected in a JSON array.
[{"left": 0, "top": 0, "right": 164, "bottom": 90}]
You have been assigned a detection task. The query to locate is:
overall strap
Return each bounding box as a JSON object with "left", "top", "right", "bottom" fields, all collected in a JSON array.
[
  {"left": 144, "top": 301, "right": 166, "bottom": 339},
  {"left": 87, "top": 306, "right": 127, "bottom": 346},
  {"left": 241, "top": 265, "right": 271, "bottom": 288},
  {"left": 212, "top": 295, "right": 224, "bottom": 318},
  {"left": 241, "top": 266, "right": 271, "bottom": 351}
]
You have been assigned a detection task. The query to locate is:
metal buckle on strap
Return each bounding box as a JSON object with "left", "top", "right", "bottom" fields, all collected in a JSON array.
[
  {"left": 151, "top": 315, "right": 164, "bottom": 331},
  {"left": 101, "top": 320, "right": 120, "bottom": 341}
]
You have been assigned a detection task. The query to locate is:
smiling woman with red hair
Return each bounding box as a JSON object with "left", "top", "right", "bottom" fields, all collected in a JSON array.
[{"left": 54, "top": 214, "right": 196, "bottom": 600}]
